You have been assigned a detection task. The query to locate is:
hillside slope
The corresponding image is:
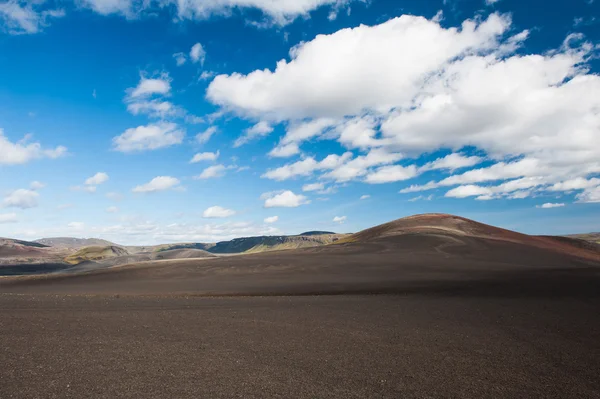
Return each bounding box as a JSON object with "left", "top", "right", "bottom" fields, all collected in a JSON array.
[{"left": 3, "top": 213, "right": 598, "bottom": 296}]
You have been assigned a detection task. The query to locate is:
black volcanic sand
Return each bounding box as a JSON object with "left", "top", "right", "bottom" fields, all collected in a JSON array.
[{"left": 1, "top": 234, "right": 600, "bottom": 398}]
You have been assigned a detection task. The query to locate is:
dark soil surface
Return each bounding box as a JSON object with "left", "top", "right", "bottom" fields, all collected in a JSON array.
[{"left": 1, "top": 231, "right": 599, "bottom": 398}]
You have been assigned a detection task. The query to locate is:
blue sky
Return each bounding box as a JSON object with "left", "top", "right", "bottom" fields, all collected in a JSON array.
[{"left": 0, "top": 0, "right": 599, "bottom": 244}]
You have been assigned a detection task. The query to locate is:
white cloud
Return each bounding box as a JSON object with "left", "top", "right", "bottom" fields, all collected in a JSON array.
[
  {"left": 0, "top": 212, "right": 18, "bottom": 223},
  {"left": 106, "top": 206, "right": 119, "bottom": 213},
  {"left": 207, "top": 13, "right": 512, "bottom": 120},
  {"left": 536, "top": 203, "right": 565, "bottom": 209},
  {"left": 113, "top": 122, "right": 184, "bottom": 152},
  {"left": 323, "top": 150, "right": 403, "bottom": 183},
  {"left": 127, "top": 74, "right": 171, "bottom": 99},
  {"left": 203, "top": 205, "right": 236, "bottom": 218},
  {"left": 3, "top": 189, "right": 39, "bottom": 209},
  {"left": 124, "top": 74, "right": 179, "bottom": 118},
  {"left": 234, "top": 121, "right": 274, "bottom": 147},
  {"left": 302, "top": 182, "right": 324, "bottom": 192},
  {"left": 200, "top": 71, "right": 216, "bottom": 80},
  {"left": 263, "top": 152, "right": 352, "bottom": 181},
  {"left": 364, "top": 164, "right": 418, "bottom": 184},
  {"left": 360, "top": 195, "right": 370, "bottom": 200},
  {"left": 132, "top": 176, "right": 181, "bottom": 193},
  {"left": 173, "top": 52, "right": 187, "bottom": 66},
  {"left": 195, "top": 164, "right": 227, "bottom": 179},
  {"left": 577, "top": 186, "right": 600, "bottom": 203},
  {"left": 190, "top": 43, "right": 206, "bottom": 65},
  {"left": 30, "top": 181, "right": 45, "bottom": 190},
  {"left": 445, "top": 185, "right": 493, "bottom": 199},
  {"left": 333, "top": 216, "right": 347, "bottom": 224},
  {"left": 85, "top": 172, "right": 109, "bottom": 186},
  {"left": 419, "top": 153, "right": 483, "bottom": 172},
  {"left": 195, "top": 126, "right": 218, "bottom": 144},
  {"left": 76, "top": 0, "right": 355, "bottom": 26},
  {"left": 127, "top": 100, "right": 177, "bottom": 118},
  {"left": 262, "top": 190, "right": 310, "bottom": 208},
  {"left": 269, "top": 142, "right": 299, "bottom": 158},
  {"left": 190, "top": 151, "right": 219, "bottom": 163},
  {"left": 485, "top": 0, "right": 501, "bottom": 5},
  {"left": 264, "top": 215, "right": 279, "bottom": 223},
  {"left": 0, "top": 129, "right": 67, "bottom": 165},
  {"left": 206, "top": 12, "right": 600, "bottom": 201},
  {"left": 408, "top": 194, "right": 433, "bottom": 202},
  {"left": 0, "top": 2, "right": 64, "bottom": 34}
]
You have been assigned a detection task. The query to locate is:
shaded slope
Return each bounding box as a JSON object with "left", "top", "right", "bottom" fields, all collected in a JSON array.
[{"left": 2, "top": 214, "right": 599, "bottom": 297}]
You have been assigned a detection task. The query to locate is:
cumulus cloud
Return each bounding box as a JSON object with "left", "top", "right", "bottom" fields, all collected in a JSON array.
[
  {"left": 269, "top": 142, "right": 299, "bottom": 158},
  {"left": 264, "top": 215, "right": 278, "bottom": 223},
  {"left": 263, "top": 153, "right": 352, "bottom": 181},
  {"left": 333, "top": 216, "right": 346, "bottom": 224},
  {"left": 0, "top": 213, "right": 18, "bottom": 223},
  {"left": 3, "top": 189, "right": 39, "bottom": 209},
  {"left": 85, "top": 172, "right": 109, "bottom": 186},
  {"left": 445, "top": 185, "right": 493, "bottom": 199},
  {"left": 262, "top": 190, "right": 310, "bottom": 208},
  {"left": 360, "top": 195, "right": 370, "bottom": 200},
  {"left": 364, "top": 164, "right": 418, "bottom": 184},
  {"left": 200, "top": 71, "right": 216, "bottom": 80},
  {"left": 190, "top": 43, "right": 206, "bottom": 65},
  {"left": 203, "top": 205, "right": 236, "bottom": 218},
  {"left": 124, "top": 74, "right": 180, "bottom": 118},
  {"left": 190, "top": 151, "right": 219, "bottom": 163},
  {"left": 127, "top": 74, "right": 171, "bottom": 99},
  {"left": 234, "top": 121, "right": 274, "bottom": 147},
  {"left": 536, "top": 203, "right": 565, "bottom": 209},
  {"left": 132, "top": 176, "right": 181, "bottom": 193},
  {"left": 196, "top": 126, "right": 218, "bottom": 144},
  {"left": 127, "top": 100, "right": 177, "bottom": 118},
  {"left": 302, "top": 182, "right": 324, "bottom": 192},
  {"left": 173, "top": 52, "right": 187, "bottom": 66},
  {"left": 0, "top": 129, "right": 67, "bottom": 165},
  {"left": 206, "top": 12, "right": 600, "bottom": 202},
  {"left": 113, "top": 122, "right": 184, "bottom": 152},
  {"left": 419, "top": 153, "right": 483, "bottom": 172},
  {"left": 0, "top": 2, "right": 65, "bottom": 34},
  {"left": 577, "top": 186, "right": 600, "bottom": 203},
  {"left": 195, "top": 164, "right": 227, "bottom": 179}
]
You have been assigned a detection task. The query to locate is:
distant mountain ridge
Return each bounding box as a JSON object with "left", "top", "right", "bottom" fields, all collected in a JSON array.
[
  {"left": 36, "top": 232, "right": 347, "bottom": 254},
  {"left": 35, "top": 237, "right": 118, "bottom": 248}
]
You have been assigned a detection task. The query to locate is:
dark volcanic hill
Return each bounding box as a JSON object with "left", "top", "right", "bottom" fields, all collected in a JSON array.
[{"left": 2, "top": 213, "right": 598, "bottom": 296}]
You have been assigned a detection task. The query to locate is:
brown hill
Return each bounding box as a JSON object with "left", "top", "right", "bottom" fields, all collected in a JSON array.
[
  {"left": 2, "top": 213, "right": 599, "bottom": 297},
  {"left": 343, "top": 213, "right": 600, "bottom": 262}
]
